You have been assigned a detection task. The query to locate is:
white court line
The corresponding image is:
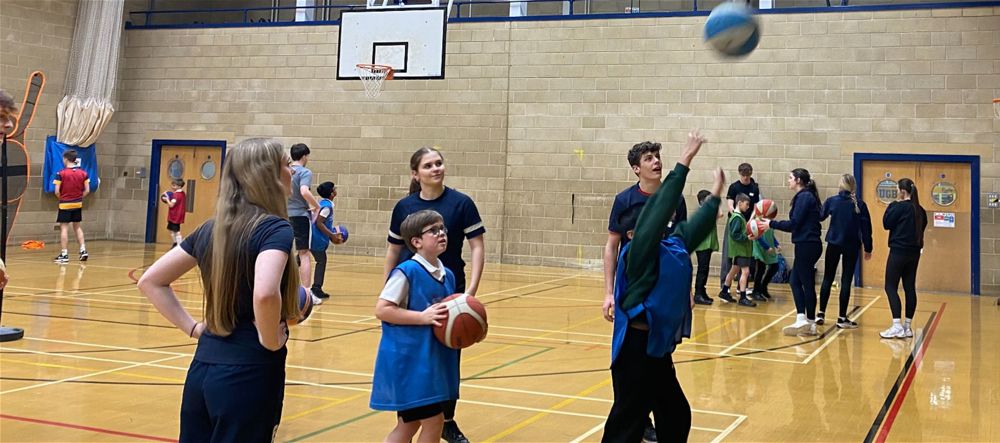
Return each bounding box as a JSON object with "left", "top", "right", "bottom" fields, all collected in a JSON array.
[
  {"left": 4, "top": 288, "right": 377, "bottom": 320},
  {"left": 11, "top": 337, "right": 745, "bottom": 421},
  {"left": 801, "top": 296, "right": 880, "bottom": 365},
  {"left": 711, "top": 415, "right": 748, "bottom": 443},
  {"left": 719, "top": 309, "right": 796, "bottom": 355},
  {"left": 0, "top": 353, "right": 185, "bottom": 395},
  {"left": 570, "top": 421, "right": 606, "bottom": 443}
]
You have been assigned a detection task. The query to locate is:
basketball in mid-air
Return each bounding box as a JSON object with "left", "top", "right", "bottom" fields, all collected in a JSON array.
[{"left": 704, "top": 2, "right": 761, "bottom": 57}]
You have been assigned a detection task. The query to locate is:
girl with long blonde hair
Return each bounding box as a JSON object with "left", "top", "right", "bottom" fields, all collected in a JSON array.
[
  {"left": 139, "top": 137, "right": 301, "bottom": 441},
  {"left": 818, "top": 173, "right": 874, "bottom": 329}
]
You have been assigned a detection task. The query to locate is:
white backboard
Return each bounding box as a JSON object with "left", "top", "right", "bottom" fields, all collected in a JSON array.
[{"left": 337, "top": 8, "right": 447, "bottom": 80}]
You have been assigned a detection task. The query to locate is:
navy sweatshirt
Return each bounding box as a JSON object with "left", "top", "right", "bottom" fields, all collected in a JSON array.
[
  {"left": 769, "top": 189, "right": 822, "bottom": 244},
  {"left": 883, "top": 200, "right": 928, "bottom": 255},
  {"left": 821, "top": 191, "right": 874, "bottom": 253}
]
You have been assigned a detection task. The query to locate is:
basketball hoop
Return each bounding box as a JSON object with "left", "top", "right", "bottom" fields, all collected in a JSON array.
[
  {"left": 993, "top": 98, "right": 999, "bottom": 119},
  {"left": 356, "top": 64, "right": 393, "bottom": 99}
]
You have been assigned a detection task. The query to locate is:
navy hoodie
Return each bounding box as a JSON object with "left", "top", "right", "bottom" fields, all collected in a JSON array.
[
  {"left": 821, "top": 191, "right": 874, "bottom": 253},
  {"left": 769, "top": 189, "right": 822, "bottom": 244},
  {"left": 883, "top": 200, "right": 928, "bottom": 255}
]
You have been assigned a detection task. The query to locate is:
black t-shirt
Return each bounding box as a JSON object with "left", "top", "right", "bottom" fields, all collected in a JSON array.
[
  {"left": 181, "top": 215, "right": 294, "bottom": 365},
  {"left": 726, "top": 179, "right": 761, "bottom": 218}
]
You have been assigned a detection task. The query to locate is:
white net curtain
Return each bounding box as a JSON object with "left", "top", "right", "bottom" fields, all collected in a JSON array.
[{"left": 57, "top": 0, "right": 124, "bottom": 147}]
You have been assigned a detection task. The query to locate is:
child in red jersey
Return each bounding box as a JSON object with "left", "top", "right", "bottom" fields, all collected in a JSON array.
[
  {"left": 163, "top": 179, "right": 187, "bottom": 246},
  {"left": 53, "top": 150, "right": 90, "bottom": 264}
]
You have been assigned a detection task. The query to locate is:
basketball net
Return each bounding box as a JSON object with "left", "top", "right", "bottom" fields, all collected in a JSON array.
[{"left": 357, "top": 64, "right": 393, "bottom": 99}]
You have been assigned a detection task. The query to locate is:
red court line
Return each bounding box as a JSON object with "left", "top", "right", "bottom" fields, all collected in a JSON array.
[
  {"left": 0, "top": 413, "right": 177, "bottom": 442},
  {"left": 874, "top": 302, "right": 946, "bottom": 443}
]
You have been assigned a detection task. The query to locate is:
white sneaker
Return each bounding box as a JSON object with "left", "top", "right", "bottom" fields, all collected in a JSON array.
[
  {"left": 309, "top": 289, "right": 323, "bottom": 305},
  {"left": 880, "top": 324, "right": 906, "bottom": 339},
  {"left": 903, "top": 326, "right": 914, "bottom": 338},
  {"left": 801, "top": 323, "right": 818, "bottom": 336},
  {"left": 782, "top": 320, "right": 810, "bottom": 336}
]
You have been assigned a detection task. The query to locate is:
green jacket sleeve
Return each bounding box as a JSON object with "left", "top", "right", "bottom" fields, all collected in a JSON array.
[
  {"left": 620, "top": 163, "right": 689, "bottom": 313},
  {"left": 673, "top": 197, "right": 721, "bottom": 253},
  {"left": 727, "top": 216, "right": 749, "bottom": 242}
]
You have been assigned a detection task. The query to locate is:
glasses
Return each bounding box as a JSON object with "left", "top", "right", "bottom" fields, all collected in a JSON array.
[{"left": 421, "top": 225, "right": 448, "bottom": 236}]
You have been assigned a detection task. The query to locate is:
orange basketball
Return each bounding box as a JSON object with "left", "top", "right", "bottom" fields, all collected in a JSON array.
[
  {"left": 747, "top": 218, "right": 768, "bottom": 238},
  {"left": 287, "top": 286, "right": 313, "bottom": 326},
  {"left": 433, "top": 293, "right": 488, "bottom": 349},
  {"left": 754, "top": 199, "right": 778, "bottom": 219}
]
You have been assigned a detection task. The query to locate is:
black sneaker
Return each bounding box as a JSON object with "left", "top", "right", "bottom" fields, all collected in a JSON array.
[
  {"left": 79, "top": 250, "right": 88, "bottom": 261},
  {"left": 836, "top": 318, "right": 859, "bottom": 329},
  {"left": 750, "top": 291, "right": 767, "bottom": 302},
  {"left": 718, "top": 290, "right": 736, "bottom": 303},
  {"left": 54, "top": 253, "right": 69, "bottom": 264},
  {"left": 815, "top": 313, "right": 825, "bottom": 325},
  {"left": 762, "top": 290, "right": 773, "bottom": 300},
  {"left": 693, "top": 293, "right": 713, "bottom": 305},
  {"left": 737, "top": 296, "right": 757, "bottom": 307},
  {"left": 642, "top": 424, "right": 658, "bottom": 443},
  {"left": 442, "top": 420, "right": 469, "bottom": 443},
  {"left": 311, "top": 287, "right": 331, "bottom": 299}
]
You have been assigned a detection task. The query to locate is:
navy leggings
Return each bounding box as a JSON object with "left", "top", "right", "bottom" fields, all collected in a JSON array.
[
  {"left": 885, "top": 250, "right": 920, "bottom": 319},
  {"left": 180, "top": 360, "right": 285, "bottom": 443},
  {"left": 790, "top": 242, "right": 822, "bottom": 320},
  {"left": 819, "top": 244, "right": 860, "bottom": 318}
]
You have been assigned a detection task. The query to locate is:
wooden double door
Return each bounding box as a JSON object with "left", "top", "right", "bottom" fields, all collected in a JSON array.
[
  {"left": 859, "top": 160, "right": 972, "bottom": 293},
  {"left": 154, "top": 145, "right": 222, "bottom": 243}
]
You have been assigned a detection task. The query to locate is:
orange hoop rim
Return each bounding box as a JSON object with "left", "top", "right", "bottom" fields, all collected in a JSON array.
[
  {"left": 993, "top": 98, "right": 1000, "bottom": 103},
  {"left": 356, "top": 63, "right": 394, "bottom": 80}
]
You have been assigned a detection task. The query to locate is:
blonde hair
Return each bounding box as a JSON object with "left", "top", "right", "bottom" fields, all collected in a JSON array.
[
  {"left": 200, "top": 138, "right": 300, "bottom": 336},
  {"left": 838, "top": 174, "right": 860, "bottom": 214}
]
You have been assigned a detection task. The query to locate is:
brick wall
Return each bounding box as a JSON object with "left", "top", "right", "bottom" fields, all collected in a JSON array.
[{"left": 23, "top": 5, "right": 1000, "bottom": 292}]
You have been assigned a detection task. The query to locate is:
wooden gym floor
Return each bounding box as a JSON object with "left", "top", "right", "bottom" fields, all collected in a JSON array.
[{"left": 0, "top": 241, "right": 997, "bottom": 442}]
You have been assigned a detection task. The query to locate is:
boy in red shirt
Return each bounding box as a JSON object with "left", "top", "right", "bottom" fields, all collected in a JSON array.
[
  {"left": 162, "top": 179, "right": 187, "bottom": 246},
  {"left": 53, "top": 150, "right": 90, "bottom": 264}
]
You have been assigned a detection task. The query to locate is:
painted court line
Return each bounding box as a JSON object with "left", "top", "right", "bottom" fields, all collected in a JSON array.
[
  {"left": 801, "top": 296, "right": 880, "bottom": 365},
  {"left": 1, "top": 354, "right": 184, "bottom": 395},
  {"left": 719, "top": 309, "right": 796, "bottom": 356},
  {"left": 0, "top": 414, "right": 176, "bottom": 442},
  {"left": 711, "top": 415, "right": 748, "bottom": 443}
]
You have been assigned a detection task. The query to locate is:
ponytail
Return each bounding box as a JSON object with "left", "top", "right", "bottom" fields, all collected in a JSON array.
[
  {"left": 791, "top": 168, "right": 820, "bottom": 201},
  {"left": 409, "top": 178, "right": 421, "bottom": 194},
  {"left": 840, "top": 174, "right": 860, "bottom": 214},
  {"left": 898, "top": 178, "right": 925, "bottom": 248}
]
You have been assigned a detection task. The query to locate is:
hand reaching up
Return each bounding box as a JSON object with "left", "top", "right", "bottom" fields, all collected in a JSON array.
[{"left": 679, "top": 129, "right": 707, "bottom": 167}]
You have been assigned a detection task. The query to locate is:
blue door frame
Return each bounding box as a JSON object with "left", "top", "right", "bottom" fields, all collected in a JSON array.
[
  {"left": 853, "top": 153, "right": 981, "bottom": 295},
  {"left": 145, "top": 139, "right": 227, "bottom": 243}
]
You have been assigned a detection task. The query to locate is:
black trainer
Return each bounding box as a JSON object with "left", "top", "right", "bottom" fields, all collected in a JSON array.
[
  {"left": 694, "top": 293, "right": 713, "bottom": 305},
  {"left": 642, "top": 423, "right": 658, "bottom": 443},
  {"left": 815, "top": 312, "right": 826, "bottom": 325},
  {"left": 718, "top": 290, "right": 736, "bottom": 303},
  {"left": 311, "top": 287, "right": 331, "bottom": 299},
  {"left": 442, "top": 420, "right": 470, "bottom": 443},
  {"left": 750, "top": 291, "right": 767, "bottom": 302},
  {"left": 737, "top": 295, "right": 757, "bottom": 307}
]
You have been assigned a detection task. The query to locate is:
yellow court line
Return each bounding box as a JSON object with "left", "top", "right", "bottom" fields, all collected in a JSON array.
[
  {"left": 484, "top": 378, "right": 612, "bottom": 442},
  {"left": 464, "top": 315, "right": 606, "bottom": 364},
  {"left": 1, "top": 357, "right": 186, "bottom": 383},
  {"left": 282, "top": 392, "right": 369, "bottom": 422},
  {"left": 483, "top": 315, "right": 736, "bottom": 442},
  {"left": 0, "top": 354, "right": 185, "bottom": 395}
]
